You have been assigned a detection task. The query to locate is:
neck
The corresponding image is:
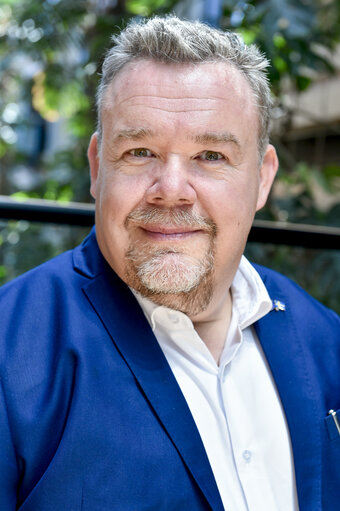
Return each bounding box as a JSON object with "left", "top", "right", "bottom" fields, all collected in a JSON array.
[
  {"left": 191, "top": 287, "right": 232, "bottom": 364},
  {"left": 131, "top": 268, "right": 235, "bottom": 363}
]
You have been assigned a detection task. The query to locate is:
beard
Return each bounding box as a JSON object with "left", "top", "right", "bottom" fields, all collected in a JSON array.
[{"left": 124, "top": 207, "right": 217, "bottom": 317}]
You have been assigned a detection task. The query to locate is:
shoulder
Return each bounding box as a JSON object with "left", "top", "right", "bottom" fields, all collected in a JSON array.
[
  {"left": 0, "top": 249, "right": 77, "bottom": 305},
  {"left": 253, "top": 262, "right": 340, "bottom": 329},
  {"left": 0, "top": 246, "right": 92, "bottom": 360}
]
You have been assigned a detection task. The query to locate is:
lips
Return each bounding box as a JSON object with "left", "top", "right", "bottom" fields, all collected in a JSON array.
[
  {"left": 140, "top": 225, "right": 202, "bottom": 240},
  {"left": 126, "top": 207, "right": 216, "bottom": 237}
]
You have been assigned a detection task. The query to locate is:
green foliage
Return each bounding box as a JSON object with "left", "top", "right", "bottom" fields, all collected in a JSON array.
[
  {"left": 258, "top": 162, "right": 340, "bottom": 226},
  {"left": 222, "top": 0, "right": 339, "bottom": 92},
  {"left": 126, "top": 0, "right": 174, "bottom": 16}
]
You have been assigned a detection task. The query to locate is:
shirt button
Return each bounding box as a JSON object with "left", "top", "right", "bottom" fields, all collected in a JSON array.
[
  {"left": 242, "top": 450, "right": 252, "bottom": 463},
  {"left": 169, "top": 313, "right": 180, "bottom": 324}
]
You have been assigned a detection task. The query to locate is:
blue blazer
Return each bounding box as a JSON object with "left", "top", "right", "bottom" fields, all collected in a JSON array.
[{"left": 0, "top": 229, "right": 339, "bottom": 510}]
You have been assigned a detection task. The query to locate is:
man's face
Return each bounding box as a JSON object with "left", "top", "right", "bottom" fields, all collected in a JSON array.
[{"left": 88, "top": 60, "right": 277, "bottom": 317}]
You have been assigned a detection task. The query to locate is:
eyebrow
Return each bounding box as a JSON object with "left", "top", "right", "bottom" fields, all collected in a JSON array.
[
  {"left": 113, "top": 128, "right": 154, "bottom": 141},
  {"left": 193, "top": 132, "right": 241, "bottom": 147},
  {"left": 112, "top": 128, "right": 241, "bottom": 149}
]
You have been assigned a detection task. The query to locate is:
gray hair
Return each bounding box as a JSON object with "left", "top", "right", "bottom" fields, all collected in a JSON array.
[{"left": 96, "top": 15, "right": 272, "bottom": 160}]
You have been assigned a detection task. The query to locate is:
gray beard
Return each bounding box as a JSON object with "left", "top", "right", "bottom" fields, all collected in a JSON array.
[
  {"left": 124, "top": 206, "right": 216, "bottom": 316},
  {"left": 125, "top": 249, "right": 215, "bottom": 317}
]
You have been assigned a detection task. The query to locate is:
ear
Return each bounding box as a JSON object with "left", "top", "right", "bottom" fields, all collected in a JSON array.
[
  {"left": 88, "top": 133, "right": 100, "bottom": 199},
  {"left": 256, "top": 144, "right": 279, "bottom": 211}
]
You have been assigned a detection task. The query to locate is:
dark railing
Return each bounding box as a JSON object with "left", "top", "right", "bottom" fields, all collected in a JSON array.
[
  {"left": 0, "top": 196, "right": 94, "bottom": 227},
  {"left": 0, "top": 195, "right": 339, "bottom": 250}
]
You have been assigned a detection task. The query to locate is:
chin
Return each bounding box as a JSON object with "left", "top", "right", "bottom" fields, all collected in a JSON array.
[
  {"left": 137, "top": 252, "right": 210, "bottom": 293},
  {"left": 125, "top": 249, "right": 215, "bottom": 317}
]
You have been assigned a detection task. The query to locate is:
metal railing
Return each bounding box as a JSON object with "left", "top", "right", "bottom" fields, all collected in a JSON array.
[{"left": 0, "top": 195, "right": 339, "bottom": 250}]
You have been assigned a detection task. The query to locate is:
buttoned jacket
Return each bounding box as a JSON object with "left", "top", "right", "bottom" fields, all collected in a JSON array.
[{"left": 0, "top": 229, "right": 339, "bottom": 510}]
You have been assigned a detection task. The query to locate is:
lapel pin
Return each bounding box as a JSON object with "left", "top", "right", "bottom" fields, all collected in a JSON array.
[{"left": 272, "top": 300, "right": 286, "bottom": 312}]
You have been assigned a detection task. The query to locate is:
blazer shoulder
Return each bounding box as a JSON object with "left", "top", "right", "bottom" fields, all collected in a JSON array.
[
  {"left": 0, "top": 238, "right": 95, "bottom": 300},
  {"left": 0, "top": 247, "right": 91, "bottom": 358},
  {"left": 253, "top": 262, "right": 340, "bottom": 326},
  {"left": 0, "top": 248, "right": 73, "bottom": 291}
]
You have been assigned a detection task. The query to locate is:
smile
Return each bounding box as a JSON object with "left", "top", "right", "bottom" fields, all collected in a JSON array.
[{"left": 140, "top": 226, "right": 203, "bottom": 241}]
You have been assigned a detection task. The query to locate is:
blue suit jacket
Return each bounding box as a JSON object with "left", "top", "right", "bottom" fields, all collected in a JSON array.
[{"left": 0, "top": 229, "right": 339, "bottom": 510}]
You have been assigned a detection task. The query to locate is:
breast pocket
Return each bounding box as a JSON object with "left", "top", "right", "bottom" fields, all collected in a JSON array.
[
  {"left": 322, "top": 409, "right": 340, "bottom": 507},
  {"left": 324, "top": 409, "right": 340, "bottom": 443}
]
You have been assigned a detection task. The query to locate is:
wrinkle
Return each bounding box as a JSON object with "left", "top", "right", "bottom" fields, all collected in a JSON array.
[{"left": 117, "top": 94, "right": 228, "bottom": 103}]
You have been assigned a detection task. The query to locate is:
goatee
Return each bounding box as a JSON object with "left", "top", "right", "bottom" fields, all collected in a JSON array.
[{"left": 124, "top": 207, "right": 216, "bottom": 316}]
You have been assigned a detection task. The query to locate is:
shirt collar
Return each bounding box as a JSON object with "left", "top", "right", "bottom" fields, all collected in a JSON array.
[
  {"left": 131, "top": 255, "right": 272, "bottom": 333},
  {"left": 231, "top": 256, "right": 272, "bottom": 329}
]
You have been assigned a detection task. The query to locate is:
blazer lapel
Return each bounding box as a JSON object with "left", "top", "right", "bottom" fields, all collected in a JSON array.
[
  {"left": 254, "top": 292, "right": 322, "bottom": 511},
  {"left": 82, "top": 267, "right": 224, "bottom": 511}
]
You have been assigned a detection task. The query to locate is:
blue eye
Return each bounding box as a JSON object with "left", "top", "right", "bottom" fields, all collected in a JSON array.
[
  {"left": 129, "top": 148, "right": 152, "bottom": 157},
  {"left": 200, "top": 151, "right": 224, "bottom": 161}
]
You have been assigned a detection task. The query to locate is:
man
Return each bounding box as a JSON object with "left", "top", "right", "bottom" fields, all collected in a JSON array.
[{"left": 0, "top": 16, "right": 339, "bottom": 511}]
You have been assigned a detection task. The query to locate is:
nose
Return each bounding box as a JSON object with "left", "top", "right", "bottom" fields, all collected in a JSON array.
[{"left": 145, "top": 156, "right": 197, "bottom": 207}]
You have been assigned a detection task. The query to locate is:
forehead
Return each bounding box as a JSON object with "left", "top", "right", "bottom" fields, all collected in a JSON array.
[
  {"left": 105, "top": 59, "right": 256, "bottom": 108},
  {"left": 101, "top": 60, "right": 259, "bottom": 144}
]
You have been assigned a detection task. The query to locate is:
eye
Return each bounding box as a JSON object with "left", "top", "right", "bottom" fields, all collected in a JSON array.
[
  {"left": 198, "top": 151, "right": 224, "bottom": 161},
  {"left": 129, "top": 148, "right": 153, "bottom": 158}
]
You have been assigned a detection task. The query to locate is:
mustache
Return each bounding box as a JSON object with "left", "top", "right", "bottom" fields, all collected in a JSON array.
[{"left": 126, "top": 207, "right": 217, "bottom": 234}]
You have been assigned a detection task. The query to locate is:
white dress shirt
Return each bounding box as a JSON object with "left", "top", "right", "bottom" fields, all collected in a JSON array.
[{"left": 132, "top": 256, "right": 299, "bottom": 511}]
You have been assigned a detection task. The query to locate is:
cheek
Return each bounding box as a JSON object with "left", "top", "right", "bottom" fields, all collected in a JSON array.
[
  {"left": 95, "top": 173, "right": 150, "bottom": 276},
  {"left": 202, "top": 173, "right": 259, "bottom": 221},
  {"left": 201, "top": 176, "right": 259, "bottom": 262},
  {"left": 97, "top": 172, "right": 147, "bottom": 224}
]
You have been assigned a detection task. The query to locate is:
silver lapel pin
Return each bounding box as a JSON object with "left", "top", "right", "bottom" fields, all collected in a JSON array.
[{"left": 272, "top": 300, "right": 286, "bottom": 312}]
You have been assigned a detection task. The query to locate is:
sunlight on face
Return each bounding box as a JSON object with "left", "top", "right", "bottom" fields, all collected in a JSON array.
[{"left": 88, "top": 60, "right": 278, "bottom": 318}]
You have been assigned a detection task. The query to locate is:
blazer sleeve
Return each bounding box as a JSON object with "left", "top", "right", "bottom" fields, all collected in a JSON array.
[{"left": 0, "top": 377, "right": 18, "bottom": 510}]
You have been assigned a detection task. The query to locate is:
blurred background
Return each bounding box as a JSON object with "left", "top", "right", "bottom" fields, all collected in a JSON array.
[{"left": 0, "top": 0, "right": 339, "bottom": 312}]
